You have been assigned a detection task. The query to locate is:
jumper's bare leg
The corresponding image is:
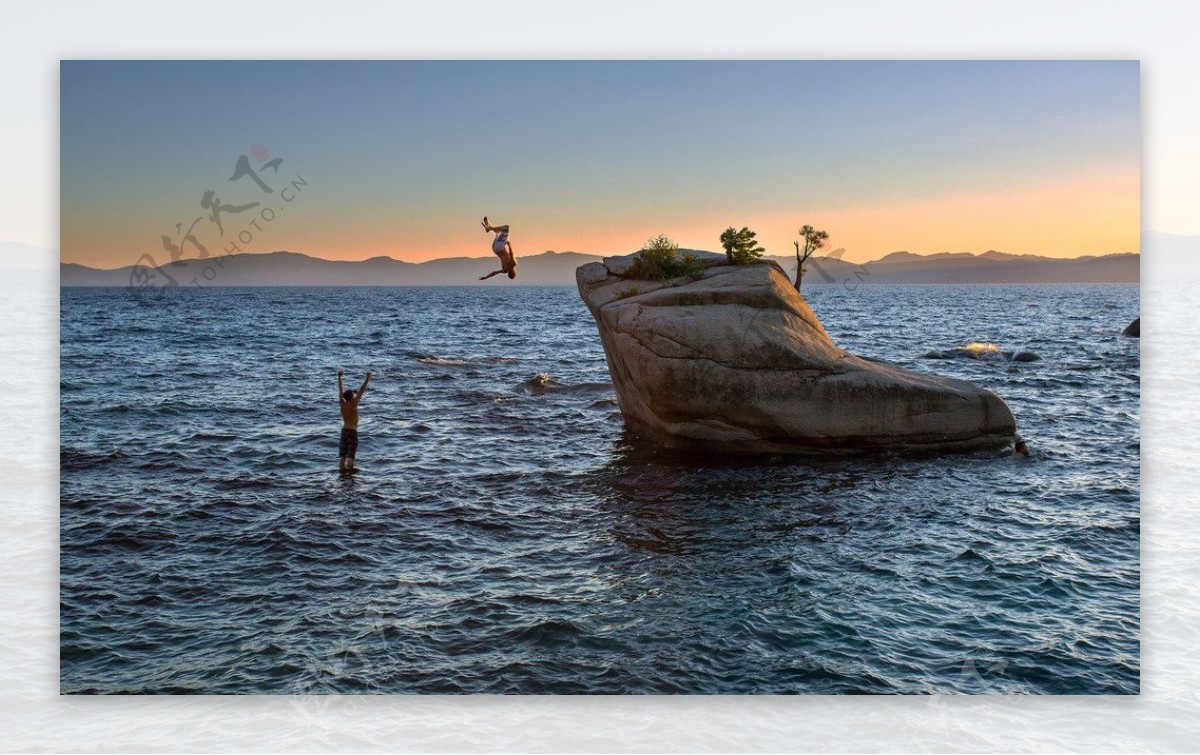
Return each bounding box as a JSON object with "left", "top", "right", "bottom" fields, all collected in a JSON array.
[
  {"left": 504, "top": 242, "right": 517, "bottom": 279},
  {"left": 482, "top": 217, "right": 510, "bottom": 234}
]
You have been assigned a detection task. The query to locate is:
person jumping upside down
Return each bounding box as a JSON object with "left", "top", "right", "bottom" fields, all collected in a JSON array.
[{"left": 480, "top": 216, "right": 517, "bottom": 280}]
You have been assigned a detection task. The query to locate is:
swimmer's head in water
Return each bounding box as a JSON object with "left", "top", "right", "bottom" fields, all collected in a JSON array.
[
  {"left": 1014, "top": 440, "right": 1029, "bottom": 455},
  {"left": 343, "top": 389, "right": 356, "bottom": 403}
]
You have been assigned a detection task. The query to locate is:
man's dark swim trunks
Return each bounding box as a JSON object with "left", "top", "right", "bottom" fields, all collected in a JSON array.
[{"left": 339, "top": 427, "right": 358, "bottom": 459}]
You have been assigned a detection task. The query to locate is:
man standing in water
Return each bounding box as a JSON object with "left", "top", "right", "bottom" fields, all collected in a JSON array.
[
  {"left": 479, "top": 216, "right": 517, "bottom": 280},
  {"left": 337, "top": 369, "right": 371, "bottom": 473}
]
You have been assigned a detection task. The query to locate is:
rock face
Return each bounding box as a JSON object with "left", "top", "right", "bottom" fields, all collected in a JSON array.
[{"left": 576, "top": 256, "right": 1018, "bottom": 454}]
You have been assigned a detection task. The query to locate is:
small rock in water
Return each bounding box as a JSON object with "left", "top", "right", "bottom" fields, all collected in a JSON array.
[
  {"left": 517, "top": 373, "right": 558, "bottom": 394},
  {"left": 1011, "top": 351, "right": 1041, "bottom": 362},
  {"left": 957, "top": 341, "right": 1003, "bottom": 359},
  {"left": 1122, "top": 317, "right": 1140, "bottom": 337}
]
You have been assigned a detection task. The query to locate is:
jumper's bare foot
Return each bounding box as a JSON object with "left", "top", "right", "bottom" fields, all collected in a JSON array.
[{"left": 481, "top": 216, "right": 489, "bottom": 232}]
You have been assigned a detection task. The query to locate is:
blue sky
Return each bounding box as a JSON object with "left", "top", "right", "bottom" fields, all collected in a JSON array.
[{"left": 60, "top": 60, "right": 1139, "bottom": 266}]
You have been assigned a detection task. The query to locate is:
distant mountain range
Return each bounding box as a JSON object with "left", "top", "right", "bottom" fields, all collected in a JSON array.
[
  {"left": 59, "top": 248, "right": 1139, "bottom": 287},
  {"left": 778, "top": 249, "right": 1139, "bottom": 285}
]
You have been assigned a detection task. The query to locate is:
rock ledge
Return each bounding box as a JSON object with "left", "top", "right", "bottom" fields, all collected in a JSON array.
[{"left": 576, "top": 255, "right": 1017, "bottom": 453}]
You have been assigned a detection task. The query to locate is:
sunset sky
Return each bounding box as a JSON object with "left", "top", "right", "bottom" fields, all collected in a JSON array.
[{"left": 60, "top": 60, "right": 1139, "bottom": 268}]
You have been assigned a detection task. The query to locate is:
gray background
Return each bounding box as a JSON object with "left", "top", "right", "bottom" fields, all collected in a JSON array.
[{"left": 5, "top": 0, "right": 1198, "bottom": 750}]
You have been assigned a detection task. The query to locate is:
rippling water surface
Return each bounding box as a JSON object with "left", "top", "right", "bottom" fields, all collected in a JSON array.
[{"left": 60, "top": 284, "right": 1139, "bottom": 694}]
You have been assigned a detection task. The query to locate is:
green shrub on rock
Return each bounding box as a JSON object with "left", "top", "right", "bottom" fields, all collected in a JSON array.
[{"left": 626, "top": 235, "right": 705, "bottom": 281}]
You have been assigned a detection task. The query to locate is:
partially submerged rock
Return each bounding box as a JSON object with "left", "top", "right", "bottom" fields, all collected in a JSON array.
[
  {"left": 1122, "top": 317, "right": 1140, "bottom": 337},
  {"left": 576, "top": 255, "right": 1018, "bottom": 454}
]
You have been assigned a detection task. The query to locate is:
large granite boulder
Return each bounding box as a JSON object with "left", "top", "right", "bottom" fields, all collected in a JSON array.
[{"left": 576, "top": 255, "right": 1017, "bottom": 454}]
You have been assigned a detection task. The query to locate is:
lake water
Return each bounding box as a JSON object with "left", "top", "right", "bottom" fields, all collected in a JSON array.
[{"left": 59, "top": 283, "right": 1139, "bottom": 694}]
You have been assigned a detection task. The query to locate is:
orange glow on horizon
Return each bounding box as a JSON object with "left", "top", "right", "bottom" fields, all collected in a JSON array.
[{"left": 62, "top": 165, "right": 1138, "bottom": 269}]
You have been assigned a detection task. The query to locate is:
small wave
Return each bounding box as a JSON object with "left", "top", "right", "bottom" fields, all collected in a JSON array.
[
  {"left": 216, "top": 477, "right": 279, "bottom": 490},
  {"left": 953, "top": 547, "right": 991, "bottom": 563},
  {"left": 77, "top": 527, "right": 176, "bottom": 553},
  {"left": 61, "top": 447, "right": 129, "bottom": 471},
  {"left": 408, "top": 352, "right": 519, "bottom": 367},
  {"left": 511, "top": 618, "right": 585, "bottom": 644},
  {"left": 408, "top": 352, "right": 474, "bottom": 366},
  {"left": 922, "top": 342, "right": 1040, "bottom": 363},
  {"left": 146, "top": 400, "right": 223, "bottom": 416}
]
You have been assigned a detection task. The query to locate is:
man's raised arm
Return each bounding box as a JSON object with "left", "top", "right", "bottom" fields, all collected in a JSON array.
[{"left": 356, "top": 371, "right": 372, "bottom": 402}]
